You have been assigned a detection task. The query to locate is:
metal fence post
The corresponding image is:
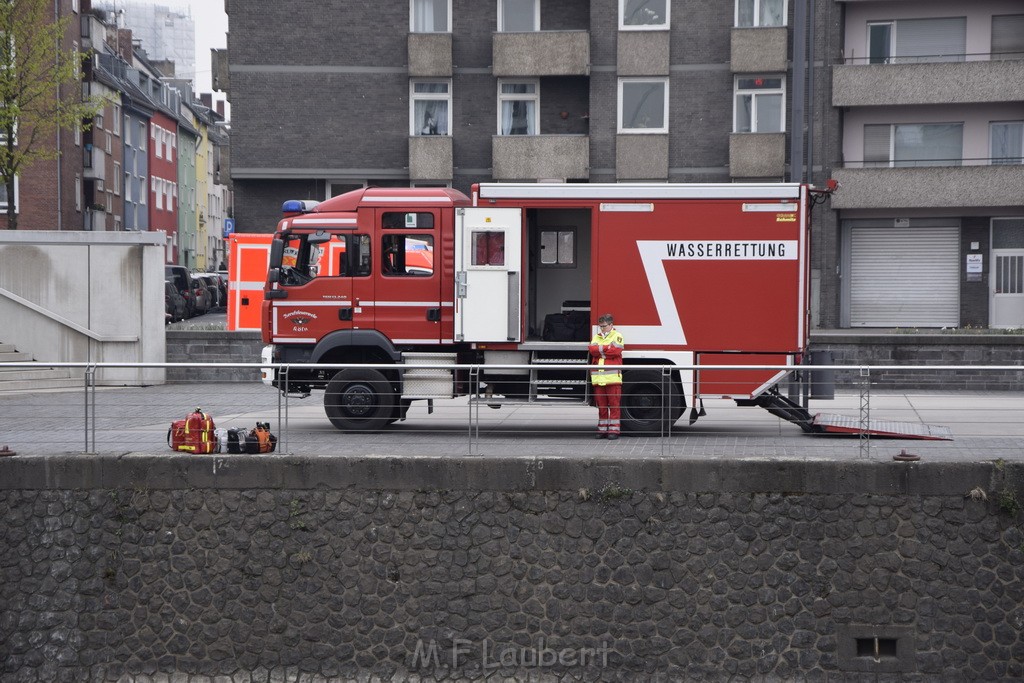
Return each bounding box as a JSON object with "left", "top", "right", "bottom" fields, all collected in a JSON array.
[
  {"left": 280, "top": 364, "right": 289, "bottom": 455},
  {"left": 859, "top": 367, "right": 870, "bottom": 458},
  {"left": 84, "top": 365, "right": 97, "bottom": 454}
]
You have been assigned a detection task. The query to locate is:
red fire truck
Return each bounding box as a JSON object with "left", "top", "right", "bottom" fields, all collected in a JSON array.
[{"left": 260, "top": 182, "right": 829, "bottom": 433}]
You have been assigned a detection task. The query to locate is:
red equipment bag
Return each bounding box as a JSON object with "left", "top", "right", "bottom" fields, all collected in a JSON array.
[{"left": 167, "top": 408, "right": 217, "bottom": 454}]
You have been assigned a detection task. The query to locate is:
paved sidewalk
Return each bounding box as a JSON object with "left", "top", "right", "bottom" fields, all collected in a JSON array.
[{"left": 1, "top": 381, "right": 1023, "bottom": 463}]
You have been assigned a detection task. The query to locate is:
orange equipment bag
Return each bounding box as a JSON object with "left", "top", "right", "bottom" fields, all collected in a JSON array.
[{"left": 167, "top": 408, "right": 217, "bottom": 454}]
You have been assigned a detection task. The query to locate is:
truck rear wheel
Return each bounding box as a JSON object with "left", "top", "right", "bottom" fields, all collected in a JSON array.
[
  {"left": 621, "top": 370, "right": 683, "bottom": 435},
  {"left": 324, "top": 369, "right": 396, "bottom": 431}
]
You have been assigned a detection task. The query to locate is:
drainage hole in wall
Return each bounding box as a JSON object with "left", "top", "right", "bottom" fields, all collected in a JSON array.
[{"left": 855, "top": 637, "right": 898, "bottom": 659}]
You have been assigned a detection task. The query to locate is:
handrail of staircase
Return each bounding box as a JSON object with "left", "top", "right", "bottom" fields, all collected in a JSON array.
[{"left": 0, "top": 287, "right": 138, "bottom": 343}]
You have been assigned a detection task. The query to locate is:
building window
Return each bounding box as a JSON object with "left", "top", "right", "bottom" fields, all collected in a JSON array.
[
  {"left": 498, "top": 80, "right": 539, "bottom": 135},
  {"left": 736, "top": 0, "right": 786, "bottom": 28},
  {"left": 139, "top": 122, "right": 147, "bottom": 151},
  {"left": 619, "top": 78, "right": 668, "bottom": 134},
  {"left": 863, "top": 123, "right": 964, "bottom": 168},
  {"left": 992, "top": 15, "right": 1024, "bottom": 60},
  {"left": 867, "top": 17, "right": 965, "bottom": 64},
  {"left": 95, "top": 112, "right": 104, "bottom": 130},
  {"left": 113, "top": 162, "right": 121, "bottom": 195},
  {"left": 734, "top": 76, "right": 784, "bottom": 133},
  {"left": 411, "top": 0, "right": 450, "bottom": 32},
  {"left": 472, "top": 231, "right": 505, "bottom": 266},
  {"left": 991, "top": 122, "right": 1023, "bottom": 165},
  {"left": 124, "top": 117, "right": 131, "bottom": 146},
  {"left": 410, "top": 80, "right": 451, "bottom": 136},
  {"left": 2, "top": 177, "right": 19, "bottom": 213},
  {"left": 620, "top": 0, "right": 669, "bottom": 30},
  {"left": 105, "top": 131, "right": 112, "bottom": 154},
  {"left": 112, "top": 106, "right": 121, "bottom": 135},
  {"left": 540, "top": 229, "right": 575, "bottom": 266},
  {"left": 154, "top": 178, "right": 163, "bottom": 210},
  {"left": 382, "top": 234, "right": 434, "bottom": 276},
  {"left": 498, "top": 0, "right": 538, "bottom": 32},
  {"left": 124, "top": 171, "right": 131, "bottom": 203}
]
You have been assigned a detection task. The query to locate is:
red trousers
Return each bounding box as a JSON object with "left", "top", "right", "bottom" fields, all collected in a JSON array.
[{"left": 593, "top": 384, "right": 622, "bottom": 435}]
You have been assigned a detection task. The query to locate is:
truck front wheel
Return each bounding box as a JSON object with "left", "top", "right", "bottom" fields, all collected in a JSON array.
[
  {"left": 621, "top": 370, "right": 683, "bottom": 435},
  {"left": 324, "top": 369, "right": 396, "bottom": 431}
]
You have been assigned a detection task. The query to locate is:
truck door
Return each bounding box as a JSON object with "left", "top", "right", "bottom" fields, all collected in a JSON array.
[
  {"left": 270, "top": 230, "right": 370, "bottom": 342},
  {"left": 373, "top": 209, "right": 443, "bottom": 344},
  {"left": 455, "top": 207, "right": 523, "bottom": 342}
]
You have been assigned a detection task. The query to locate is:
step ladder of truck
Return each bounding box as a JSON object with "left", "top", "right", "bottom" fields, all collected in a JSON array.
[
  {"left": 743, "top": 388, "right": 952, "bottom": 441},
  {"left": 529, "top": 356, "right": 589, "bottom": 402}
]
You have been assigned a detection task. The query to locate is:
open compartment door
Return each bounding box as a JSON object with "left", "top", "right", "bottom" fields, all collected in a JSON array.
[{"left": 455, "top": 207, "right": 523, "bottom": 342}]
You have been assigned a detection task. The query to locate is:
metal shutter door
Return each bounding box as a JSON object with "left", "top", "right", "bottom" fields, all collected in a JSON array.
[{"left": 849, "top": 226, "right": 959, "bottom": 327}]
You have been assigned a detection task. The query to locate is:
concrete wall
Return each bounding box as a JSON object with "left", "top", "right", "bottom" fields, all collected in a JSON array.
[
  {"left": 0, "top": 231, "right": 167, "bottom": 385},
  {"left": 165, "top": 330, "right": 263, "bottom": 382},
  {"left": 811, "top": 332, "right": 1024, "bottom": 390},
  {"left": 2, "top": 454, "right": 1022, "bottom": 681}
]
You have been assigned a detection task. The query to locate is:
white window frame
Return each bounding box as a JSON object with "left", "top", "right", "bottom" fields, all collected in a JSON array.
[
  {"left": 124, "top": 170, "right": 131, "bottom": 203},
  {"left": 139, "top": 122, "right": 147, "bottom": 151},
  {"left": 497, "top": 79, "right": 540, "bottom": 136},
  {"left": 410, "top": 79, "right": 452, "bottom": 136},
  {"left": 113, "top": 162, "right": 121, "bottom": 196},
  {"left": 74, "top": 175, "right": 81, "bottom": 212},
  {"left": 733, "top": 76, "right": 786, "bottom": 133},
  {"left": 154, "top": 177, "right": 162, "bottom": 210},
  {"left": 410, "top": 0, "right": 451, "bottom": 33},
  {"left": 498, "top": 0, "right": 539, "bottom": 32},
  {"left": 990, "top": 121, "right": 1024, "bottom": 165},
  {"left": 617, "top": 77, "right": 669, "bottom": 134},
  {"left": 1, "top": 176, "right": 21, "bottom": 213},
  {"left": 112, "top": 105, "right": 121, "bottom": 136},
  {"left": 735, "top": 0, "right": 788, "bottom": 28},
  {"left": 619, "top": 0, "right": 670, "bottom": 31}
]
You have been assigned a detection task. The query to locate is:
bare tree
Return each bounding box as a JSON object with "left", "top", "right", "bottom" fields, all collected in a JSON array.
[{"left": 1, "top": 0, "right": 105, "bottom": 229}]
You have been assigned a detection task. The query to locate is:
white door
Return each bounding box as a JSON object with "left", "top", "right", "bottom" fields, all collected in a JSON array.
[
  {"left": 991, "top": 250, "right": 1024, "bottom": 328},
  {"left": 455, "top": 207, "right": 522, "bottom": 342}
]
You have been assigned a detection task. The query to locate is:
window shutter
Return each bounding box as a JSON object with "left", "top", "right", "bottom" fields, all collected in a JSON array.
[
  {"left": 895, "top": 17, "right": 966, "bottom": 62},
  {"left": 863, "top": 125, "right": 891, "bottom": 166},
  {"left": 992, "top": 15, "right": 1024, "bottom": 59}
]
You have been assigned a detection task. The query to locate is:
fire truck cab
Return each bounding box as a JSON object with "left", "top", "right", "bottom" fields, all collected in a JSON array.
[{"left": 261, "top": 183, "right": 814, "bottom": 433}]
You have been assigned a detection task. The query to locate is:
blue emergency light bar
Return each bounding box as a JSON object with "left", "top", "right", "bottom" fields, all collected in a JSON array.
[{"left": 281, "top": 200, "right": 320, "bottom": 213}]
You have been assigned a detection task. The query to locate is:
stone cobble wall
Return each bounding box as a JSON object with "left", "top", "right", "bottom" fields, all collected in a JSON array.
[
  {"left": 165, "top": 331, "right": 264, "bottom": 383},
  {"left": 2, "top": 456, "right": 1024, "bottom": 682}
]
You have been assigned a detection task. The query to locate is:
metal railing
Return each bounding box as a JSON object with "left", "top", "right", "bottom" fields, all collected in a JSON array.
[{"left": 1, "top": 361, "right": 1023, "bottom": 461}]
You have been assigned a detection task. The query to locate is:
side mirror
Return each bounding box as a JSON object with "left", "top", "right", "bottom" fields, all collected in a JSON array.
[
  {"left": 268, "top": 268, "right": 280, "bottom": 284},
  {"left": 269, "top": 238, "right": 284, "bottom": 266}
]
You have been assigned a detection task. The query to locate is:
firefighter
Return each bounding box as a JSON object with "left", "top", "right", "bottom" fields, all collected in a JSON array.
[{"left": 589, "top": 313, "right": 624, "bottom": 439}]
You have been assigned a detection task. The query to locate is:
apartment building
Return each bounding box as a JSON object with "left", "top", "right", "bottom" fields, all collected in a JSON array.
[
  {"left": 225, "top": 0, "right": 1023, "bottom": 329},
  {"left": 830, "top": 0, "right": 1024, "bottom": 329}
]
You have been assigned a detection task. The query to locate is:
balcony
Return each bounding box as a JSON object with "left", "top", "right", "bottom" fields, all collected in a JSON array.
[
  {"left": 408, "top": 33, "right": 452, "bottom": 78},
  {"left": 491, "top": 135, "right": 589, "bottom": 181},
  {"left": 493, "top": 31, "right": 590, "bottom": 77},
  {"left": 83, "top": 146, "right": 105, "bottom": 181},
  {"left": 409, "top": 135, "right": 453, "bottom": 181},
  {"left": 729, "top": 133, "right": 786, "bottom": 179},
  {"left": 730, "top": 27, "right": 788, "bottom": 73},
  {"left": 833, "top": 60, "right": 1024, "bottom": 107},
  {"left": 830, "top": 165, "right": 1024, "bottom": 210}
]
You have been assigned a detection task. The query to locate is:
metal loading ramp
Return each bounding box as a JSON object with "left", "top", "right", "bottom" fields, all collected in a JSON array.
[{"left": 812, "top": 413, "right": 954, "bottom": 441}]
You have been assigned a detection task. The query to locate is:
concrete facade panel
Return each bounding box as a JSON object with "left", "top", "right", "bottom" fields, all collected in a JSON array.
[
  {"left": 730, "top": 27, "right": 789, "bottom": 73},
  {"left": 616, "top": 134, "right": 668, "bottom": 179},
  {"left": 833, "top": 61, "right": 1024, "bottom": 107},
  {"left": 616, "top": 31, "right": 670, "bottom": 76}
]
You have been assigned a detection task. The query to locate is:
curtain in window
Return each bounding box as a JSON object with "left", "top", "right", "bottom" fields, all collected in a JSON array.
[
  {"left": 413, "top": 0, "right": 446, "bottom": 32},
  {"left": 894, "top": 124, "right": 963, "bottom": 167},
  {"left": 415, "top": 100, "right": 448, "bottom": 135},
  {"left": 894, "top": 18, "right": 966, "bottom": 63},
  {"left": 760, "top": 0, "right": 784, "bottom": 27},
  {"left": 501, "top": 100, "right": 535, "bottom": 135},
  {"left": 736, "top": 94, "right": 753, "bottom": 133},
  {"left": 863, "top": 124, "right": 891, "bottom": 167},
  {"left": 991, "top": 122, "right": 1024, "bottom": 164},
  {"left": 623, "top": 0, "right": 666, "bottom": 26}
]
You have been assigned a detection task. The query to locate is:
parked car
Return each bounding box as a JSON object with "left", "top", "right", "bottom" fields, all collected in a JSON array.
[
  {"left": 191, "top": 278, "right": 211, "bottom": 316},
  {"left": 165, "top": 281, "right": 187, "bottom": 323},
  {"left": 195, "top": 273, "right": 226, "bottom": 310},
  {"left": 165, "top": 265, "right": 195, "bottom": 318}
]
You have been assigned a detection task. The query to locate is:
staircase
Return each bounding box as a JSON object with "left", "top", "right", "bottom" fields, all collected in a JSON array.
[{"left": 0, "top": 342, "right": 78, "bottom": 392}]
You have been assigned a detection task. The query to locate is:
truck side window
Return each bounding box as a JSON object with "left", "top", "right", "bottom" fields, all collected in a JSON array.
[
  {"left": 382, "top": 212, "right": 435, "bottom": 229},
  {"left": 382, "top": 234, "right": 433, "bottom": 276}
]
